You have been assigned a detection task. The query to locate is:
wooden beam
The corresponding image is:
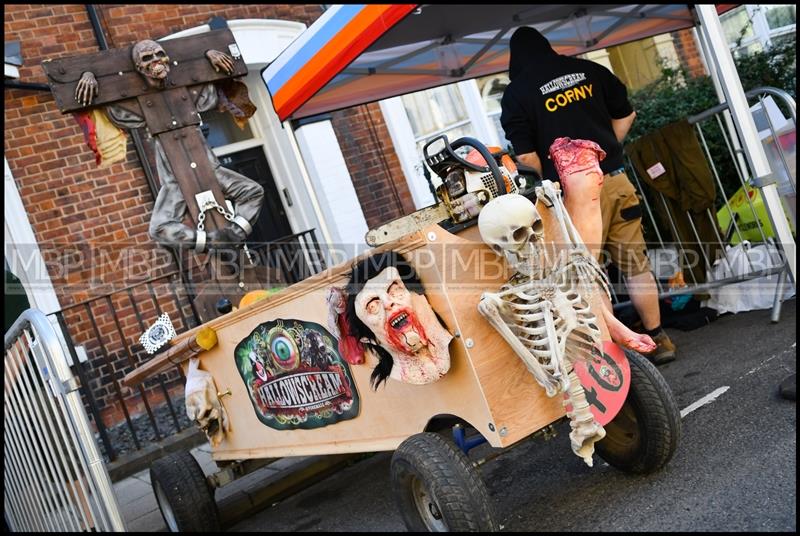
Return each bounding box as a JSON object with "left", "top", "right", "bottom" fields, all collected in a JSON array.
[{"left": 42, "top": 28, "right": 247, "bottom": 113}]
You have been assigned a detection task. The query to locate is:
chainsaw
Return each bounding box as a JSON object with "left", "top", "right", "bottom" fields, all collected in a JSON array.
[{"left": 365, "top": 136, "right": 537, "bottom": 246}]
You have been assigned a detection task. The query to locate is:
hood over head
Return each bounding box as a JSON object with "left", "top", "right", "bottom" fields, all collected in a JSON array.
[{"left": 509, "top": 26, "right": 556, "bottom": 80}]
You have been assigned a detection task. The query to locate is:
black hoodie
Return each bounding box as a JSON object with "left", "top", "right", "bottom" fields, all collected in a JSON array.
[{"left": 500, "top": 27, "right": 633, "bottom": 180}]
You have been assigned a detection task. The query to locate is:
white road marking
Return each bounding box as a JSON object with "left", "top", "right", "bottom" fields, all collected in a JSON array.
[
  {"left": 740, "top": 344, "right": 796, "bottom": 379},
  {"left": 680, "top": 386, "right": 730, "bottom": 418}
]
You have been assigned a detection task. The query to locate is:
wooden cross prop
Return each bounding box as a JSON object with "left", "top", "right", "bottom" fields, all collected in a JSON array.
[{"left": 42, "top": 29, "right": 249, "bottom": 232}]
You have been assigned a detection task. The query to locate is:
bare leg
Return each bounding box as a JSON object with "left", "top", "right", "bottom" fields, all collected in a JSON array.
[
  {"left": 626, "top": 271, "right": 661, "bottom": 330},
  {"left": 561, "top": 168, "right": 654, "bottom": 353},
  {"left": 562, "top": 170, "right": 604, "bottom": 258}
]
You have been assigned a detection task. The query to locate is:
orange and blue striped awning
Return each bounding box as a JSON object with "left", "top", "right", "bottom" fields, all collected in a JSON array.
[
  {"left": 263, "top": 4, "right": 417, "bottom": 122},
  {"left": 263, "top": 4, "right": 739, "bottom": 122}
]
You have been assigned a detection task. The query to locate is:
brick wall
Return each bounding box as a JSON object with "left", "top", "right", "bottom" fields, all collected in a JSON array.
[
  {"left": 4, "top": 4, "right": 408, "bottom": 421},
  {"left": 331, "top": 103, "right": 417, "bottom": 226},
  {"left": 672, "top": 28, "right": 708, "bottom": 78}
]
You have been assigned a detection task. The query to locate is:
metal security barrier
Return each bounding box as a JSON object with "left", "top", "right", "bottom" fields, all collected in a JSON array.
[
  {"left": 617, "top": 86, "right": 795, "bottom": 322},
  {"left": 4, "top": 309, "right": 126, "bottom": 532}
]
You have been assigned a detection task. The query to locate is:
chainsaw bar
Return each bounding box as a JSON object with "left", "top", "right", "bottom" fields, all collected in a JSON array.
[{"left": 365, "top": 203, "right": 451, "bottom": 246}]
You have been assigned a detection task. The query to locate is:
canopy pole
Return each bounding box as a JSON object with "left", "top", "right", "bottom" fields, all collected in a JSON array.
[
  {"left": 283, "top": 121, "right": 336, "bottom": 253},
  {"left": 693, "top": 19, "right": 750, "bottom": 182},
  {"left": 695, "top": 5, "right": 796, "bottom": 283}
]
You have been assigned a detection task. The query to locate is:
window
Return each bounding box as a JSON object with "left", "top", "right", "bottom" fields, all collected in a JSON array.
[
  {"left": 764, "top": 4, "right": 795, "bottom": 31},
  {"left": 401, "top": 85, "right": 477, "bottom": 157},
  {"left": 721, "top": 6, "right": 755, "bottom": 46},
  {"left": 476, "top": 73, "right": 510, "bottom": 148},
  {"left": 201, "top": 108, "right": 255, "bottom": 149},
  {"left": 720, "top": 5, "right": 796, "bottom": 57}
]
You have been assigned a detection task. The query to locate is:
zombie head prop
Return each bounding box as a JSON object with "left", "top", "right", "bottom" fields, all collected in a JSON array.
[
  {"left": 345, "top": 251, "right": 452, "bottom": 388},
  {"left": 131, "top": 40, "right": 170, "bottom": 88}
]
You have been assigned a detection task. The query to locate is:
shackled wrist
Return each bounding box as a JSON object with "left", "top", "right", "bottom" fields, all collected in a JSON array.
[
  {"left": 232, "top": 215, "right": 252, "bottom": 235},
  {"left": 195, "top": 230, "right": 207, "bottom": 253}
]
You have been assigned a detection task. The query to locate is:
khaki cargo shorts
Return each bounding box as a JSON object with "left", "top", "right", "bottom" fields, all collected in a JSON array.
[{"left": 600, "top": 170, "right": 652, "bottom": 277}]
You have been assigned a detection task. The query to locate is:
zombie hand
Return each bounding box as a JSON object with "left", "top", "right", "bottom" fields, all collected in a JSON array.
[
  {"left": 75, "top": 72, "right": 98, "bottom": 106},
  {"left": 205, "top": 49, "right": 235, "bottom": 75},
  {"left": 206, "top": 224, "right": 247, "bottom": 249},
  {"left": 185, "top": 358, "right": 230, "bottom": 447}
]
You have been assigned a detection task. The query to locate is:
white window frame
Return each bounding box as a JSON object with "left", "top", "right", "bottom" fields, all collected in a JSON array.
[{"left": 724, "top": 5, "right": 796, "bottom": 55}]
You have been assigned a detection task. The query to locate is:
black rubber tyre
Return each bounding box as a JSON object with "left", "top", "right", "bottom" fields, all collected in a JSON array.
[
  {"left": 150, "top": 450, "right": 220, "bottom": 532},
  {"left": 596, "top": 349, "right": 681, "bottom": 474},
  {"left": 390, "top": 432, "right": 497, "bottom": 532}
]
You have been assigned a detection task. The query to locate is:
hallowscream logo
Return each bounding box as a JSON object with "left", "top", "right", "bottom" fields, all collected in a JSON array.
[{"left": 234, "top": 319, "right": 360, "bottom": 430}]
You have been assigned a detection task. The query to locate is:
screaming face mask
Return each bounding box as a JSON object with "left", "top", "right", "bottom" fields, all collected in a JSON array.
[{"left": 354, "top": 266, "right": 452, "bottom": 385}]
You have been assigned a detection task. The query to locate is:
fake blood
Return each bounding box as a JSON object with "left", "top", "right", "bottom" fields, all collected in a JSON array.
[
  {"left": 385, "top": 308, "right": 429, "bottom": 353},
  {"left": 549, "top": 137, "right": 607, "bottom": 199}
]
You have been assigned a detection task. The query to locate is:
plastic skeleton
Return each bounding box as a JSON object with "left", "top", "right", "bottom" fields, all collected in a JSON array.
[{"left": 477, "top": 181, "right": 610, "bottom": 466}]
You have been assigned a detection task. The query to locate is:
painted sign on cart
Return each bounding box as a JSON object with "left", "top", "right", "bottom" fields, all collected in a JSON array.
[
  {"left": 573, "top": 341, "right": 631, "bottom": 426},
  {"left": 234, "top": 319, "right": 360, "bottom": 430}
]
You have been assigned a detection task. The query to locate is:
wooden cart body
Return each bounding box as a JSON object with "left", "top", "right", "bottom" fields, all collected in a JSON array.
[{"left": 163, "top": 203, "right": 612, "bottom": 463}]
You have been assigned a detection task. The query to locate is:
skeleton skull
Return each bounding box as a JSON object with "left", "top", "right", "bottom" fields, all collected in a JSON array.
[
  {"left": 478, "top": 194, "right": 544, "bottom": 270},
  {"left": 185, "top": 358, "right": 230, "bottom": 447},
  {"left": 132, "top": 40, "right": 170, "bottom": 87}
]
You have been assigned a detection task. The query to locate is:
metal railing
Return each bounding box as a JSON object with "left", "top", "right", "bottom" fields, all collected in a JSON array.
[
  {"left": 613, "top": 87, "right": 795, "bottom": 323},
  {"left": 41, "top": 228, "right": 326, "bottom": 472},
  {"left": 5, "top": 309, "right": 126, "bottom": 532}
]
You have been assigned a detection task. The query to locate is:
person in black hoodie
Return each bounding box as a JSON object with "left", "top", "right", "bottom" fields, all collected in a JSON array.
[{"left": 500, "top": 26, "right": 677, "bottom": 365}]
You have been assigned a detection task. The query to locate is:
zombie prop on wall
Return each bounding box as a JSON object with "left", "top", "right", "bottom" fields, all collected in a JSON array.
[
  {"left": 330, "top": 251, "right": 453, "bottom": 388},
  {"left": 234, "top": 319, "right": 360, "bottom": 431},
  {"left": 44, "top": 31, "right": 264, "bottom": 252}
]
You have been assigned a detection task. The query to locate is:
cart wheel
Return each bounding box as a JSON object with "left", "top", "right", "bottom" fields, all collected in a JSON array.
[
  {"left": 390, "top": 432, "right": 497, "bottom": 532},
  {"left": 595, "top": 349, "right": 681, "bottom": 474},
  {"left": 150, "top": 450, "right": 220, "bottom": 532}
]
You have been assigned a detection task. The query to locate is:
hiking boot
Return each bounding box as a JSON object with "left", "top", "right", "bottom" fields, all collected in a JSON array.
[{"left": 645, "top": 331, "right": 677, "bottom": 365}]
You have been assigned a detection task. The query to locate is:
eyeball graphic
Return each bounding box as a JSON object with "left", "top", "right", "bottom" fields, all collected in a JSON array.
[{"left": 269, "top": 330, "right": 300, "bottom": 371}]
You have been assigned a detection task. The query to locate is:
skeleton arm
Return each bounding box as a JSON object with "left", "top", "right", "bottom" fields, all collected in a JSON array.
[{"left": 478, "top": 292, "right": 561, "bottom": 397}]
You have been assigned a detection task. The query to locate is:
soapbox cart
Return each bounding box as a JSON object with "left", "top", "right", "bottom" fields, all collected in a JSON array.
[{"left": 124, "top": 138, "right": 681, "bottom": 532}]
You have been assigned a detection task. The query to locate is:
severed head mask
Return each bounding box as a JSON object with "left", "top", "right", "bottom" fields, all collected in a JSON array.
[{"left": 351, "top": 260, "right": 452, "bottom": 386}]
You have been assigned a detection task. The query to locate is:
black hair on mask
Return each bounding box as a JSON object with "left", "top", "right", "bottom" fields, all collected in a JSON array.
[
  {"left": 508, "top": 26, "right": 556, "bottom": 80},
  {"left": 344, "top": 251, "right": 423, "bottom": 390}
]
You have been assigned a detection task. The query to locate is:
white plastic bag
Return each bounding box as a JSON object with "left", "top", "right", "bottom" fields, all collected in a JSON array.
[
  {"left": 185, "top": 358, "right": 230, "bottom": 447},
  {"left": 704, "top": 241, "right": 795, "bottom": 314}
]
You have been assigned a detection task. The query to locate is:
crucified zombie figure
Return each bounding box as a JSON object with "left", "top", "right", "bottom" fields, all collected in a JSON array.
[{"left": 74, "top": 39, "right": 264, "bottom": 252}]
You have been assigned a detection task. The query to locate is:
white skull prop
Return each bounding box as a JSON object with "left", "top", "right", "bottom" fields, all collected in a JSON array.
[
  {"left": 132, "top": 40, "right": 170, "bottom": 87},
  {"left": 478, "top": 194, "right": 544, "bottom": 275}
]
